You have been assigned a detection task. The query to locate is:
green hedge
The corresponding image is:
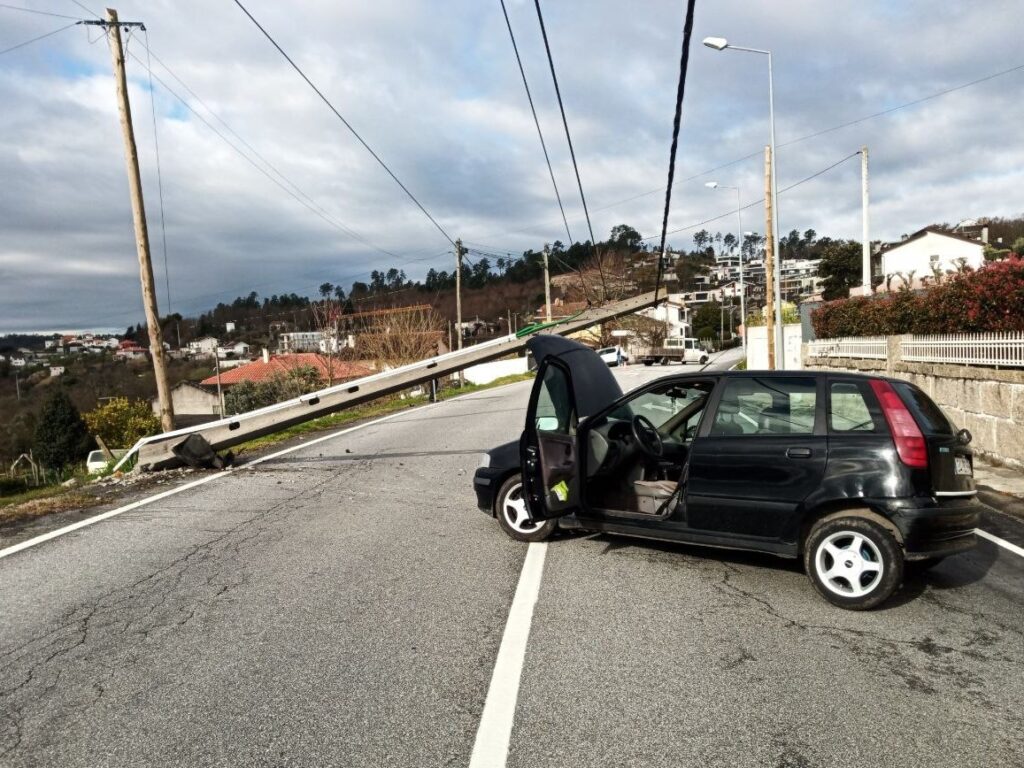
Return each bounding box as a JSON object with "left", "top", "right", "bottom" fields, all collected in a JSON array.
[{"left": 812, "top": 256, "right": 1024, "bottom": 338}]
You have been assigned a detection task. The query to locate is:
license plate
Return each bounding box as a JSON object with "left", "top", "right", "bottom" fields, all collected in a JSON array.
[{"left": 955, "top": 456, "right": 972, "bottom": 476}]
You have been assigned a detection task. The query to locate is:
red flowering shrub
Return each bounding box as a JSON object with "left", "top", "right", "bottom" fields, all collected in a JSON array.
[{"left": 812, "top": 256, "right": 1024, "bottom": 338}]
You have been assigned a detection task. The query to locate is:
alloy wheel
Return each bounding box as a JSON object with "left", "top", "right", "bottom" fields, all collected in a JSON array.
[
  {"left": 501, "top": 482, "right": 538, "bottom": 534},
  {"left": 814, "top": 531, "right": 884, "bottom": 598}
]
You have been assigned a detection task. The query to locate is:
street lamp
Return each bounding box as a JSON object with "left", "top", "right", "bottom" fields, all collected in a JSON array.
[
  {"left": 703, "top": 35, "right": 783, "bottom": 368},
  {"left": 705, "top": 181, "right": 745, "bottom": 350}
]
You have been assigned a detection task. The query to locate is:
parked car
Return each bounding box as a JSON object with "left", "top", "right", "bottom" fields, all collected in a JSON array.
[
  {"left": 474, "top": 335, "right": 979, "bottom": 610},
  {"left": 596, "top": 345, "right": 629, "bottom": 367},
  {"left": 86, "top": 449, "right": 126, "bottom": 474}
]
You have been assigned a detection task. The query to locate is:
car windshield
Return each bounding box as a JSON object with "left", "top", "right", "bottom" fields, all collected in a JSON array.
[{"left": 608, "top": 381, "right": 714, "bottom": 430}]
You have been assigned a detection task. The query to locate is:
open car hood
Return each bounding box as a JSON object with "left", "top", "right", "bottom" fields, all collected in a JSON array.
[{"left": 526, "top": 334, "right": 623, "bottom": 419}]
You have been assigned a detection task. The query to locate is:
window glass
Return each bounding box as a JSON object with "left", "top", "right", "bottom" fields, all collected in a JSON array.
[
  {"left": 829, "top": 382, "right": 876, "bottom": 432},
  {"left": 535, "top": 363, "right": 573, "bottom": 434},
  {"left": 891, "top": 381, "right": 953, "bottom": 435},
  {"left": 710, "top": 377, "right": 817, "bottom": 436},
  {"left": 607, "top": 381, "right": 713, "bottom": 432}
]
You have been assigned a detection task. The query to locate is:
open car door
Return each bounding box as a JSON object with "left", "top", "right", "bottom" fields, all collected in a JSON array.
[
  {"left": 522, "top": 358, "right": 581, "bottom": 521},
  {"left": 522, "top": 335, "right": 624, "bottom": 522}
]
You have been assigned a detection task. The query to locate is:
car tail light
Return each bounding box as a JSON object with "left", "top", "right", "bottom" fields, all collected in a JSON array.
[{"left": 869, "top": 379, "right": 929, "bottom": 469}]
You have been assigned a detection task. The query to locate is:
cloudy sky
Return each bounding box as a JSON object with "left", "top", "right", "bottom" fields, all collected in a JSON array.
[{"left": 0, "top": 0, "right": 1021, "bottom": 332}]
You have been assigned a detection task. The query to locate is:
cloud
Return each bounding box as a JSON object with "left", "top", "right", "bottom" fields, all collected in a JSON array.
[{"left": 0, "top": 0, "right": 1021, "bottom": 331}]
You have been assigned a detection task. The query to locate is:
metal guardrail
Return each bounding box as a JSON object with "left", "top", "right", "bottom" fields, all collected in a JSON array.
[
  {"left": 806, "top": 336, "right": 888, "bottom": 359},
  {"left": 116, "top": 291, "right": 663, "bottom": 471},
  {"left": 901, "top": 331, "right": 1024, "bottom": 368}
]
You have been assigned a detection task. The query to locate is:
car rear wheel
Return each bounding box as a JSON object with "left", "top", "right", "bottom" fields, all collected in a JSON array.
[
  {"left": 804, "top": 516, "right": 903, "bottom": 610},
  {"left": 495, "top": 475, "right": 556, "bottom": 542}
]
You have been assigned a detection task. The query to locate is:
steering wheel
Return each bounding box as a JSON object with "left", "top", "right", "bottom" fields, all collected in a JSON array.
[{"left": 632, "top": 414, "right": 664, "bottom": 457}]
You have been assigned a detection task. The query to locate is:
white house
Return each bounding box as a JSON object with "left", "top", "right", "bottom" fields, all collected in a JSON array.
[
  {"left": 636, "top": 292, "right": 692, "bottom": 337},
  {"left": 879, "top": 228, "right": 984, "bottom": 290},
  {"left": 188, "top": 337, "right": 219, "bottom": 357},
  {"left": 218, "top": 341, "right": 251, "bottom": 359}
]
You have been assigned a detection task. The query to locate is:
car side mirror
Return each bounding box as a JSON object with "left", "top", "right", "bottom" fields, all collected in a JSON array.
[{"left": 536, "top": 416, "right": 559, "bottom": 432}]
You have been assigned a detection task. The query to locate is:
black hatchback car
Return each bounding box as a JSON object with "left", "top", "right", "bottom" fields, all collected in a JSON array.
[{"left": 474, "top": 335, "right": 979, "bottom": 609}]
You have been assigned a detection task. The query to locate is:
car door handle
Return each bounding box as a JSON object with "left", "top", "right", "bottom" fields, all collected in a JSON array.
[{"left": 786, "top": 447, "right": 812, "bottom": 459}]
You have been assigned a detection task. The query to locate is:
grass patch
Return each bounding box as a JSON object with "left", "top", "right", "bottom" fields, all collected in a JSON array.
[
  {"left": 0, "top": 483, "right": 68, "bottom": 510},
  {"left": 234, "top": 372, "right": 534, "bottom": 455}
]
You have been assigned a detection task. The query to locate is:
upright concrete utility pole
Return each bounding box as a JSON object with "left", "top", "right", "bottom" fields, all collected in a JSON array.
[
  {"left": 763, "top": 145, "right": 776, "bottom": 371},
  {"left": 454, "top": 239, "right": 464, "bottom": 351},
  {"left": 454, "top": 239, "right": 464, "bottom": 386},
  {"left": 542, "top": 243, "right": 552, "bottom": 322},
  {"left": 102, "top": 8, "right": 174, "bottom": 431},
  {"left": 861, "top": 145, "right": 871, "bottom": 294}
]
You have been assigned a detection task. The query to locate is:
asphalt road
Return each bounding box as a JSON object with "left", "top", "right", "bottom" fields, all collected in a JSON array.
[{"left": 2, "top": 349, "right": 1023, "bottom": 767}]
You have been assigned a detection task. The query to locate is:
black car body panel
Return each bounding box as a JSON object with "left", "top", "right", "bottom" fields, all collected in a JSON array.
[
  {"left": 474, "top": 439, "right": 519, "bottom": 514},
  {"left": 476, "top": 337, "right": 979, "bottom": 562},
  {"left": 525, "top": 334, "right": 623, "bottom": 419}
]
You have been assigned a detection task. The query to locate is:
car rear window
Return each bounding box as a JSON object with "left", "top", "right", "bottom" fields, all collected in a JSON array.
[
  {"left": 891, "top": 381, "right": 954, "bottom": 435},
  {"left": 829, "top": 381, "right": 880, "bottom": 433}
]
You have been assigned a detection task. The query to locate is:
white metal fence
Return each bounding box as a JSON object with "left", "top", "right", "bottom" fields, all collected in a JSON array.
[
  {"left": 901, "top": 331, "right": 1024, "bottom": 367},
  {"left": 806, "top": 336, "right": 888, "bottom": 360},
  {"left": 806, "top": 331, "right": 1024, "bottom": 368}
]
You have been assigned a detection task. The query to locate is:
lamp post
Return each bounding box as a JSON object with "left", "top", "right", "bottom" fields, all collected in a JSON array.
[
  {"left": 703, "top": 36, "right": 783, "bottom": 367},
  {"left": 705, "top": 181, "right": 745, "bottom": 350}
]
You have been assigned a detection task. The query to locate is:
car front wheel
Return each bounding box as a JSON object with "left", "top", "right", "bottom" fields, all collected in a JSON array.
[
  {"left": 804, "top": 516, "right": 903, "bottom": 610},
  {"left": 495, "top": 475, "right": 556, "bottom": 542}
]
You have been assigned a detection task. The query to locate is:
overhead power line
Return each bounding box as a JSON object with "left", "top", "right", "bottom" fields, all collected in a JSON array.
[
  {"left": 124, "top": 46, "right": 406, "bottom": 262},
  {"left": 476, "top": 59, "right": 1024, "bottom": 246},
  {"left": 231, "top": 0, "right": 456, "bottom": 247},
  {"left": 654, "top": 0, "right": 698, "bottom": 300},
  {"left": 0, "top": 20, "right": 79, "bottom": 56},
  {"left": 142, "top": 28, "right": 172, "bottom": 316},
  {"left": 498, "top": 0, "right": 572, "bottom": 246},
  {"left": 643, "top": 149, "right": 861, "bottom": 243},
  {"left": 0, "top": 3, "right": 83, "bottom": 20},
  {"left": 532, "top": 0, "right": 606, "bottom": 293}
]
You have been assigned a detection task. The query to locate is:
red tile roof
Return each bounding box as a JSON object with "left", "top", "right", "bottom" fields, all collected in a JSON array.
[{"left": 200, "top": 353, "right": 374, "bottom": 387}]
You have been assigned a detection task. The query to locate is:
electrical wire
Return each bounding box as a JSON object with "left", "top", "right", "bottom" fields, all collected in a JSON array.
[
  {"left": 498, "top": 0, "right": 572, "bottom": 247},
  {"left": 134, "top": 38, "right": 386, "bottom": 258},
  {"left": 231, "top": 0, "right": 456, "bottom": 248},
  {"left": 0, "top": 20, "right": 78, "bottom": 56},
  {"left": 653, "top": 0, "right": 697, "bottom": 302},
  {"left": 124, "top": 47, "right": 406, "bottom": 262},
  {"left": 475, "top": 59, "right": 1024, "bottom": 247},
  {"left": 143, "top": 28, "right": 172, "bottom": 316},
  {"left": 644, "top": 149, "right": 861, "bottom": 243},
  {"left": 498, "top": 0, "right": 595, "bottom": 303},
  {"left": 0, "top": 3, "right": 82, "bottom": 20},
  {"left": 532, "top": 0, "right": 605, "bottom": 294}
]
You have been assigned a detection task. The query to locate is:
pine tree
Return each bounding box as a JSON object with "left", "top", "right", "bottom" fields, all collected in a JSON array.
[{"left": 33, "top": 390, "right": 93, "bottom": 470}]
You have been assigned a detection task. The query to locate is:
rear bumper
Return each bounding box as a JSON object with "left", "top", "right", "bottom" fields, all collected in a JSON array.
[{"left": 888, "top": 496, "right": 981, "bottom": 559}]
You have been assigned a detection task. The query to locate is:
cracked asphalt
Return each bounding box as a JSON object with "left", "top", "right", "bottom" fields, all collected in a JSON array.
[{"left": 2, "top": 357, "right": 1023, "bottom": 767}]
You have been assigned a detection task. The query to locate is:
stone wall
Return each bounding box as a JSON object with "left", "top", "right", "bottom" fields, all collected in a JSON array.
[{"left": 803, "top": 336, "right": 1024, "bottom": 470}]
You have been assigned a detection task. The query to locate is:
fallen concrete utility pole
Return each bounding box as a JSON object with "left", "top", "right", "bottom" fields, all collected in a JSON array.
[{"left": 116, "top": 291, "right": 662, "bottom": 472}]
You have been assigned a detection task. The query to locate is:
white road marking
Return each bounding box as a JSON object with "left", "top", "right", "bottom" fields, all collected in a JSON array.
[
  {"left": 0, "top": 407, "right": 425, "bottom": 561},
  {"left": 976, "top": 528, "right": 1024, "bottom": 559},
  {"left": 469, "top": 541, "right": 547, "bottom": 768}
]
